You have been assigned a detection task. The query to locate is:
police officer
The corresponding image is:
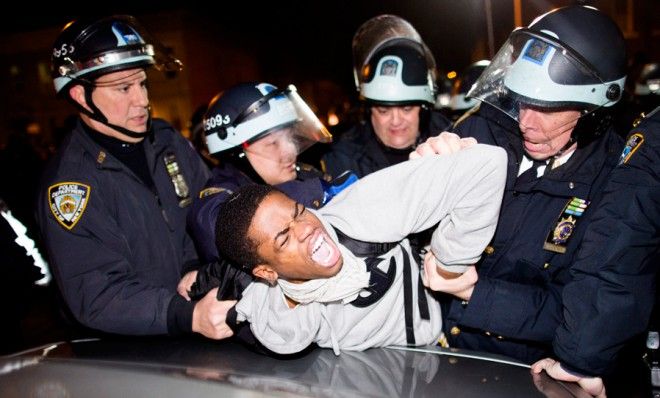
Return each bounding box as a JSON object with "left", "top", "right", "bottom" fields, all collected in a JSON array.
[
  {"left": 184, "top": 82, "right": 357, "bottom": 301},
  {"left": 37, "top": 16, "right": 234, "bottom": 340},
  {"left": 187, "top": 82, "right": 337, "bottom": 263},
  {"left": 417, "top": 5, "right": 627, "bottom": 381},
  {"left": 531, "top": 106, "right": 660, "bottom": 395},
  {"left": 447, "top": 60, "right": 490, "bottom": 122},
  {"left": 321, "top": 14, "right": 451, "bottom": 178}
]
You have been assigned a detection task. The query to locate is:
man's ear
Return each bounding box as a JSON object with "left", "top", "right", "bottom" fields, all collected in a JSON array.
[
  {"left": 69, "top": 85, "right": 90, "bottom": 111},
  {"left": 252, "top": 265, "right": 279, "bottom": 285}
]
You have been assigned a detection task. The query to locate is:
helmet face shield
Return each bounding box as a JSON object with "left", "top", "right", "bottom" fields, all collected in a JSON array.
[
  {"left": 242, "top": 128, "right": 301, "bottom": 167},
  {"left": 352, "top": 15, "right": 436, "bottom": 104},
  {"left": 205, "top": 84, "right": 331, "bottom": 156},
  {"left": 467, "top": 29, "right": 625, "bottom": 122},
  {"left": 352, "top": 15, "right": 435, "bottom": 80}
]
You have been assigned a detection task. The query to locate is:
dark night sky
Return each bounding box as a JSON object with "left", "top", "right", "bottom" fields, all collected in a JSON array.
[{"left": 3, "top": 1, "right": 510, "bottom": 89}]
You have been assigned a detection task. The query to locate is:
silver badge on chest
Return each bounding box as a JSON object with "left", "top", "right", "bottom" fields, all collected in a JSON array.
[{"left": 164, "top": 152, "right": 192, "bottom": 207}]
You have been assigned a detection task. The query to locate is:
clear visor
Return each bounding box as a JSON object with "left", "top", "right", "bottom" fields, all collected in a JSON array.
[
  {"left": 242, "top": 128, "right": 304, "bottom": 169},
  {"left": 352, "top": 15, "right": 436, "bottom": 88},
  {"left": 467, "top": 29, "right": 621, "bottom": 123},
  {"left": 103, "top": 15, "right": 183, "bottom": 73},
  {"left": 241, "top": 126, "right": 315, "bottom": 186},
  {"left": 241, "top": 85, "right": 332, "bottom": 160}
]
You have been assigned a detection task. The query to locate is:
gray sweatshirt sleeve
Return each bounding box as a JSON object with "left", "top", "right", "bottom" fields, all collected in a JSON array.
[
  {"left": 235, "top": 282, "right": 327, "bottom": 354},
  {"left": 322, "top": 144, "right": 507, "bottom": 271}
]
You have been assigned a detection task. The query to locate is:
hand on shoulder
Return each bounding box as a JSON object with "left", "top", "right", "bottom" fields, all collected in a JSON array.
[{"left": 409, "top": 132, "right": 477, "bottom": 160}]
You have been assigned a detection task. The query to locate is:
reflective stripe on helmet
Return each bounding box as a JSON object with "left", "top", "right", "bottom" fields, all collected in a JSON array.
[
  {"left": 504, "top": 40, "right": 625, "bottom": 108},
  {"left": 53, "top": 50, "right": 155, "bottom": 93},
  {"left": 360, "top": 55, "right": 434, "bottom": 104},
  {"left": 205, "top": 96, "right": 298, "bottom": 154}
]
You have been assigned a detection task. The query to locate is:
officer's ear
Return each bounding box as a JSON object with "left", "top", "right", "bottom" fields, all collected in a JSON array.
[
  {"left": 253, "top": 265, "right": 279, "bottom": 285},
  {"left": 68, "top": 85, "right": 91, "bottom": 111}
]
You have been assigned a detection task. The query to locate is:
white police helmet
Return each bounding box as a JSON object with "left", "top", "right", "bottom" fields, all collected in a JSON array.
[
  {"left": 352, "top": 15, "right": 436, "bottom": 105},
  {"left": 203, "top": 82, "right": 332, "bottom": 156},
  {"left": 467, "top": 6, "right": 627, "bottom": 122}
]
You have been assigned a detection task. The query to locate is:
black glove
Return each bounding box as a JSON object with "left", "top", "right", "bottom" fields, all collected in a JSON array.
[{"left": 189, "top": 258, "right": 254, "bottom": 301}]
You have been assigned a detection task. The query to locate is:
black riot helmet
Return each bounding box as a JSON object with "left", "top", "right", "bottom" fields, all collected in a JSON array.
[
  {"left": 352, "top": 15, "right": 436, "bottom": 106},
  {"left": 358, "top": 40, "right": 436, "bottom": 106},
  {"left": 468, "top": 6, "right": 627, "bottom": 147},
  {"left": 203, "top": 82, "right": 331, "bottom": 183},
  {"left": 203, "top": 82, "right": 331, "bottom": 155},
  {"left": 51, "top": 15, "right": 182, "bottom": 138}
]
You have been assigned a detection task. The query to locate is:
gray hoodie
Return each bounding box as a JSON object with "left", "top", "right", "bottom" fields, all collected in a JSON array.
[{"left": 235, "top": 144, "right": 508, "bottom": 354}]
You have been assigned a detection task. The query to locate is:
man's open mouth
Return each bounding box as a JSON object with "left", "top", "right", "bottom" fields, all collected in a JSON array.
[{"left": 310, "top": 232, "right": 338, "bottom": 267}]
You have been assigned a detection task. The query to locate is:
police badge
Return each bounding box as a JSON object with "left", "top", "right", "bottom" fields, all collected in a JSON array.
[
  {"left": 543, "top": 197, "right": 589, "bottom": 254},
  {"left": 551, "top": 216, "right": 576, "bottom": 244},
  {"left": 164, "top": 152, "right": 192, "bottom": 207},
  {"left": 48, "top": 182, "right": 91, "bottom": 230}
]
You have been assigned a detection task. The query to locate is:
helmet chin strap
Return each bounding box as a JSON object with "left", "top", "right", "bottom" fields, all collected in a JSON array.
[
  {"left": 550, "top": 107, "right": 611, "bottom": 162},
  {"left": 552, "top": 135, "right": 577, "bottom": 159},
  {"left": 531, "top": 108, "right": 588, "bottom": 161},
  {"left": 78, "top": 84, "right": 152, "bottom": 139}
]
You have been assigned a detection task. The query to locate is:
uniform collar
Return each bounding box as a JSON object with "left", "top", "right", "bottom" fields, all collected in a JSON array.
[
  {"left": 72, "top": 117, "right": 173, "bottom": 170},
  {"left": 82, "top": 121, "right": 145, "bottom": 154}
]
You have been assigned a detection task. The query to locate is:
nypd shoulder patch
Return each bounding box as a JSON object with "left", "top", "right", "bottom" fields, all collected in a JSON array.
[
  {"left": 618, "top": 132, "right": 644, "bottom": 165},
  {"left": 48, "top": 182, "right": 91, "bottom": 230}
]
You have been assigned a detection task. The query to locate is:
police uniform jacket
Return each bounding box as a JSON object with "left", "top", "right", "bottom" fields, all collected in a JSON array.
[
  {"left": 554, "top": 108, "right": 660, "bottom": 376},
  {"left": 232, "top": 145, "right": 507, "bottom": 354},
  {"left": 321, "top": 109, "right": 450, "bottom": 178},
  {"left": 448, "top": 104, "right": 624, "bottom": 364},
  {"left": 37, "top": 118, "right": 210, "bottom": 335},
  {"left": 188, "top": 162, "right": 326, "bottom": 264}
]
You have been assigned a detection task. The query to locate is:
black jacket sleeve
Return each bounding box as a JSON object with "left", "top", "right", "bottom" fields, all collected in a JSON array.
[{"left": 554, "top": 112, "right": 660, "bottom": 376}]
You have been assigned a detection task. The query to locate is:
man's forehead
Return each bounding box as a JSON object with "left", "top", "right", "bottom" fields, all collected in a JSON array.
[
  {"left": 95, "top": 68, "right": 147, "bottom": 86},
  {"left": 252, "top": 192, "right": 293, "bottom": 231},
  {"left": 259, "top": 192, "right": 295, "bottom": 218}
]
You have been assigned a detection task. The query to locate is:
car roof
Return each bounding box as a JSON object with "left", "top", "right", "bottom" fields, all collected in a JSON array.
[{"left": 0, "top": 336, "right": 586, "bottom": 397}]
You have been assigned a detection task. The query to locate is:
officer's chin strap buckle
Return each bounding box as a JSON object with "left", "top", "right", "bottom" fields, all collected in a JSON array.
[{"left": 644, "top": 330, "right": 660, "bottom": 392}]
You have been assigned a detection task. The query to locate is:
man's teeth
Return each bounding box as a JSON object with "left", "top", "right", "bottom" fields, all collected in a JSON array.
[
  {"left": 311, "top": 234, "right": 334, "bottom": 265},
  {"left": 313, "top": 235, "right": 323, "bottom": 254}
]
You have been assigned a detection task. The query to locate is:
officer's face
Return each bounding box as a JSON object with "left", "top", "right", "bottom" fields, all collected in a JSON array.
[
  {"left": 245, "top": 128, "right": 298, "bottom": 185},
  {"left": 73, "top": 68, "right": 150, "bottom": 143},
  {"left": 371, "top": 105, "right": 421, "bottom": 149},
  {"left": 249, "top": 191, "right": 343, "bottom": 284},
  {"left": 518, "top": 105, "right": 581, "bottom": 160}
]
